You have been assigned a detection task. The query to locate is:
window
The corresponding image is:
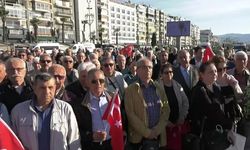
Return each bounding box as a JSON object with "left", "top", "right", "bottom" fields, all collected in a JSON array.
[
  {"left": 111, "top": 7, "right": 114, "bottom": 11},
  {"left": 127, "top": 22, "right": 130, "bottom": 26},
  {"left": 127, "top": 11, "right": 130, "bottom": 15},
  {"left": 122, "top": 21, "right": 125, "bottom": 25},
  {"left": 111, "top": 19, "right": 115, "bottom": 23},
  {"left": 122, "top": 9, "right": 125, "bottom": 13},
  {"left": 127, "top": 16, "right": 130, "bottom": 20},
  {"left": 122, "top": 15, "right": 125, "bottom": 19},
  {"left": 111, "top": 13, "right": 115, "bottom": 17},
  {"left": 116, "top": 14, "right": 120, "bottom": 18},
  {"left": 116, "top": 8, "right": 120, "bottom": 12},
  {"left": 116, "top": 20, "right": 120, "bottom": 24}
]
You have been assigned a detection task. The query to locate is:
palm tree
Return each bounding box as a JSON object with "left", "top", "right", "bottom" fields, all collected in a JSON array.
[
  {"left": 30, "top": 17, "right": 40, "bottom": 42},
  {"left": 60, "top": 17, "right": 67, "bottom": 43},
  {"left": 0, "top": 6, "right": 9, "bottom": 42},
  {"left": 98, "top": 27, "right": 105, "bottom": 46}
]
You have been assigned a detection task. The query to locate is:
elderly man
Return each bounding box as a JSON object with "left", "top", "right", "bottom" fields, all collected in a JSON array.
[
  {"left": 228, "top": 50, "right": 250, "bottom": 92},
  {"left": 71, "top": 69, "right": 113, "bottom": 149},
  {"left": 11, "top": 73, "right": 81, "bottom": 150},
  {"left": 125, "top": 57, "right": 170, "bottom": 149},
  {"left": 116, "top": 54, "right": 128, "bottom": 75},
  {"left": 66, "top": 62, "right": 96, "bottom": 104},
  {"left": 173, "top": 49, "right": 199, "bottom": 103},
  {"left": 48, "top": 64, "right": 70, "bottom": 101},
  {"left": 62, "top": 56, "right": 79, "bottom": 86},
  {"left": 0, "top": 58, "right": 33, "bottom": 113}
]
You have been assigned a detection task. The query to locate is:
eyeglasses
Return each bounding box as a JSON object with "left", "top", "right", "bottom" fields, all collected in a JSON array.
[
  {"left": 54, "top": 75, "right": 65, "bottom": 80},
  {"left": 64, "top": 60, "right": 73, "bottom": 63},
  {"left": 18, "top": 54, "right": 26, "bottom": 57},
  {"left": 103, "top": 63, "right": 114, "bottom": 68},
  {"left": 163, "top": 70, "right": 173, "bottom": 74},
  {"left": 40, "top": 60, "right": 52, "bottom": 63},
  {"left": 91, "top": 79, "right": 105, "bottom": 84},
  {"left": 217, "top": 67, "right": 227, "bottom": 72}
]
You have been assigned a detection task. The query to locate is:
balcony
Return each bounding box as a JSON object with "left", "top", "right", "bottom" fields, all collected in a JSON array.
[
  {"left": 54, "top": 1, "right": 71, "bottom": 9},
  {"left": 55, "top": 11, "right": 72, "bottom": 17}
]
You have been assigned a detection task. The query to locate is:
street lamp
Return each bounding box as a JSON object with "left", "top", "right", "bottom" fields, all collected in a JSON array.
[
  {"left": 81, "top": 20, "right": 87, "bottom": 42},
  {"left": 114, "top": 28, "right": 120, "bottom": 48},
  {"left": 85, "top": 0, "right": 94, "bottom": 42}
]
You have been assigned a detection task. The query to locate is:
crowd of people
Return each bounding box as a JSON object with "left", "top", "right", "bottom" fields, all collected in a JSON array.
[{"left": 0, "top": 45, "right": 250, "bottom": 150}]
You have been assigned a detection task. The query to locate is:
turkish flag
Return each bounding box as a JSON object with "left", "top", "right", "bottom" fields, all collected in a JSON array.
[
  {"left": 102, "top": 90, "right": 124, "bottom": 150},
  {"left": 0, "top": 118, "right": 25, "bottom": 150},
  {"left": 203, "top": 45, "right": 215, "bottom": 63},
  {"left": 120, "top": 45, "right": 134, "bottom": 57}
]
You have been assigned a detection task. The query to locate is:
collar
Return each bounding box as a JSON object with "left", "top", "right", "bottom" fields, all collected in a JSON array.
[
  {"left": 89, "top": 91, "right": 106, "bottom": 100},
  {"left": 138, "top": 78, "right": 154, "bottom": 88},
  {"left": 180, "top": 65, "right": 190, "bottom": 72},
  {"left": 31, "top": 97, "right": 55, "bottom": 111}
]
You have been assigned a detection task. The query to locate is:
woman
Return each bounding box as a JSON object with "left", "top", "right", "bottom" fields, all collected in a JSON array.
[
  {"left": 190, "top": 61, "right": 234, "bottom": 149},
  {"left": 211, "top": 56, "right": 243, "bottom": 122},
  {"left": 158, "top": 63, "right": 189, "bottom": 150}
]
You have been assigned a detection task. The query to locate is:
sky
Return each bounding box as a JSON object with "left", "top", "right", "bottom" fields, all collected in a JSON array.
[{"left": 131, "top": 0, "right": 250, "bottom": 35}]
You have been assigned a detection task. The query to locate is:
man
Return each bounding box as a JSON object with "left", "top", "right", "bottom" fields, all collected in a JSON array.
[
  {"left": 173, "top": 50, "right": 199, "bottom": 103},
  {"left": 101, "top": 57, "right": 127, "bottom": 99},
  {"left": 190, "top": 46, "right": 204, "bottom": 68},
  {"left": 228, "top": 50, "right": 250, "bottom": 92},
  {"left": 125, "top": 57, "right": 170, "bottom": 149},
  {"left": 18, "top": 50, "right": 33, "bottom": 72},
  {"left": 39, "top": 53, "right": 53, "bottom": 73},
  {"left": 62, "top": 56, "right": 79, "bottom": 86},
  {"left": 168, "top": 47, "right": 178, "bottom": 65},
  {"left": 152, "top": 50, "right": 169, "bottom": 80},
  {"left": 116, "top": 54, "right": 128, "bottom": 75},
  {"left": 66, "top": 62, "right": 96, "bottom": 104},
  {"left": 0, "top": 61, "right": 7, "bottom": 84},
  {"left": 71, "top": 69, "right": 113, "bottom": 149},
  {"left": 48, "top": 64, "right": 69, "bottom": 101},
  {"left": 11, "top": 73, "right": 81, "bottom": 150},
  {"left": 0, "top": 58, "right": 33, "bottom": 113},
  {"left": 74, "top": 51, "right": 86, "bottom": 69}
]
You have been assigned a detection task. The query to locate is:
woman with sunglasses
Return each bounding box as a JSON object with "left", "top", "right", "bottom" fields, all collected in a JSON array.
[
  {"left": 211, "top": 56, "right": 243, "bottom": 123},
  {"left": 158, "top": 63, "right": 189, "bottom": 150}
]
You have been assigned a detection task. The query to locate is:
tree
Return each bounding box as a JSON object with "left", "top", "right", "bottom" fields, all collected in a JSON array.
[
  {"left": 98, "top": 27, "right": 105, "bottom": 46},
  {"left": 60, "top": 17, "right": 67, "bottom": 43},
  {"left": 0, "top": 6, "right": 8, "bottom": 42},
  {"left": 151, "top": 32, "right": 157, "bottom": 47},
  {"left": 30, "top": 17, "right": 40, "bottom": 42}
]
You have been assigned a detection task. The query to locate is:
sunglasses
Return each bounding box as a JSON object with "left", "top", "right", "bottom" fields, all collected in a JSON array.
[
  {"left": 64, "top": 60, "right": 73, "bottom": 63},
  {"left": 103, "top": 63, "right": 114, "bottom": 68},
  {"left": 163, "top": 70, "right": 173, "bottom": 74},
  {"left": 40, "top": 60, "right": 52, "bottom": 63},
  {"left": 54, "top": 75, "right": 65, "bottom": 80},
  {"left": 217, "top": 67, "right": 227, "bottom": 72},
  {"left": 91, "top": 79, "right": 105, "bottom": 84}
]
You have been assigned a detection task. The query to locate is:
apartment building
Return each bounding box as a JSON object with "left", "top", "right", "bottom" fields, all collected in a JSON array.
[
  {"left": 136, "top": 4, "right": 146, "bottom": 45},
  {"left": 97, "top": 0, "right": 109, "bottom": 44},
  {"left": 200, "top": 29, "right": 213, "bottom": 44},
  {"left": 109, "top": 0, "right": 136, "bottom": 45}
]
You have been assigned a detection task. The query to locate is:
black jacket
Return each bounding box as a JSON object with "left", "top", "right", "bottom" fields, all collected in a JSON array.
[{"left": 189, "top": 80, "right": 233, "bottom": 135}]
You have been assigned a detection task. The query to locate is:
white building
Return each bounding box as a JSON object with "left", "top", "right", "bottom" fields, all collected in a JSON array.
[
  {"left": 200, "top": 29, "right": 213, "bottom": 44},
  {"left": 109, "top": 0, "right": 137, "bottom": 45},
  {"left": 136, "top": 4, "right": 147, "bottom": 45}
]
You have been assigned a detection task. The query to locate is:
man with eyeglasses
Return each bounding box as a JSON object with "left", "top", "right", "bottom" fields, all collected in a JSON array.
[
  {"left": 62, "top": 56, "right": 79, "bottom": 86},
  {"left": 124, "top": 57, "right": 170, "bottom": 150},
  {"left": 71, "top": 68, "right": 113, "bottom": 149},
  {"left": 48, "top": 64, "right": 70, "bottom": 102},
  {"left": 0, "top": 58, "right": 33, "bottom": 113}
]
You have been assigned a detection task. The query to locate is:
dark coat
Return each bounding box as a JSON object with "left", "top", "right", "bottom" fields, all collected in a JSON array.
[{"left": 189, "top": 80, "right": 233, "bottom": 135}]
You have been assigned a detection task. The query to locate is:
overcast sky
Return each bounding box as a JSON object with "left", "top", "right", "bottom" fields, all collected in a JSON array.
[{"left": 131, "top": 0, "right": 250, "bottom": 35}]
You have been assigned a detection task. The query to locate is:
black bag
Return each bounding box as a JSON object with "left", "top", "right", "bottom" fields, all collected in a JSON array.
[{"left": 202, "top": 125, "right": 231, "bottom": 150}]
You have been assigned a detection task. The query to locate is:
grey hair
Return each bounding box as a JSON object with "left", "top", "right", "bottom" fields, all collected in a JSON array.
[
  {"left": 136, "top": 57, "right": 152, "bottom": 68},
  {"left": 77, "top": 62, "right": 96, "bottom": 73},
  {"left": 234, "top": 51, "right": 248, "bottom": 61},
  {"left": 5, "top": 57, "right": 26, "bottom": 69}
]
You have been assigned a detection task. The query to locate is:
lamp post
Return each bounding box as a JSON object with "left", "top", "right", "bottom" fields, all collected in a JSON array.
[
  {"left": 114, "top": 28, "right": 120, "bottom": 48},
  {"left": 86, "top": 0, "right": 94, "bottom": 42},
  {"left": 81, "top": 20, "right": 87, "bottom": 42}
]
